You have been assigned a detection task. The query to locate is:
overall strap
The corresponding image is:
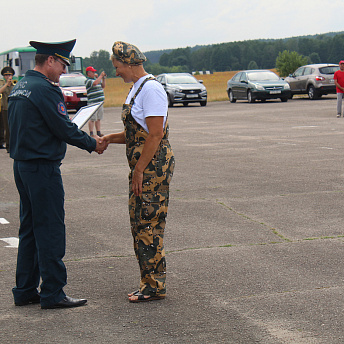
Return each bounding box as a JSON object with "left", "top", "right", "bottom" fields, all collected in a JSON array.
[{"left": 129, "top": 76, "right": 156, "bottom": 106}]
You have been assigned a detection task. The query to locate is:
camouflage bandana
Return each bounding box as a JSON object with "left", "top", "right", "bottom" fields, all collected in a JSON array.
[{"left": 112, "top": 41, "right": 147, "bottom": 65}]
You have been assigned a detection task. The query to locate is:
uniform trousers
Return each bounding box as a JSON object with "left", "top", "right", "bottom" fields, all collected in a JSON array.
[
  {"left": 2, "top": 109, "right": 10, "bottom": 150},
  {"left": 0, "top": 110, "right": 4, "bottom": 145},
  {"left": 12, "top": 159, "right": 67, "bottom": 307}
]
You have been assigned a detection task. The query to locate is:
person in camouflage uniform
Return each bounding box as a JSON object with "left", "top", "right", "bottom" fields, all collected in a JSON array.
[
  {"left": 102, "top": 41, "right": 174, "bottom": 303},
  {"left": 0, "top": 66, "right": 15, "bottom": 152}
]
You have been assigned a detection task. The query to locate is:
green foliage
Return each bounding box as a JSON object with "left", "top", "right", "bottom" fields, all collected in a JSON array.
[
  {"left": 83, "top": 50, "right": 114, "bottom": 77},
  {"left": 276, "top": 50, "right": 308, "bottom": 77},
  {"left": 144, "top": 62, "right": 188, "bottom": 75},
  {"left": 82, "top": 32, "right": 344, "bottom": 76},
  {"left": 309, "top": 52, "right": 321, "bottom": 64},
  {"left": 247, "top": 60, "right": 258, "bottom": 69}
]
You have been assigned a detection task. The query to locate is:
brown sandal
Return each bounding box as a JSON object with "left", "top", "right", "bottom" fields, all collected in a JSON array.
[
  {"left": 128, "top": 290, "right": 140, "bottom": 297},
  {"left": 129, "top": 292, "right": 165, "bottom": 303}
]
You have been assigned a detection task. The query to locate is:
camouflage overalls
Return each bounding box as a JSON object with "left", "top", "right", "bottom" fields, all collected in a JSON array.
[{"left": 122, "top": 77, "right": 175, "bottom": 297}]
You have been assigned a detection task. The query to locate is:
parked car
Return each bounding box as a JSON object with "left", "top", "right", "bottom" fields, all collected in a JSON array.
[
  {"left": 156, "top": 73, "right": 207, "bottom": 107},
  {"left": 284, "top": 63, "right": 339, "bottom": 100},
  {"left": 59, "top": 72, "right": 88, "bottom": 111},
  {"left": 227, "top": 70, "right": 291, "bottom": 103}
]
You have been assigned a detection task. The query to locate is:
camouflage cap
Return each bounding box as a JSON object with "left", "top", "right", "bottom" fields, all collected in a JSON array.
[{"left": 112, "top": 41, "right": 146, "bottom": 65}]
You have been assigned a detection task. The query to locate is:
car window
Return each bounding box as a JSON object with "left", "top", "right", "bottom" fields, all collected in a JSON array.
[
  {"left": 59, "top": 75, "right": 87, "bottom": 87},
  {"left": 319, "top": 66, "right": 340, "bottom": 74},
  {"left": 240, "top": 73, "right": 247, "bottom": 82},
  {"left": 166, "top": 75, "right": 198, "bottom": 84},
  {"left": 294, "top": 67, "right": 305, "bottom": 77},
  {"left": 303, "top": 67, "right": 313, "bottom": 76},
  {"left": 247, "top": 72, "right": 279, "bottom": 81},
  {"left": 231, "top": 73, "right": 241, "bottom": 82}
]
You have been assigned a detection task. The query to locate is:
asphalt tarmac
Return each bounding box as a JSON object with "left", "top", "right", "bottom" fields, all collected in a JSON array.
[{"left": 1, "top": 96, "right": 344, "bottom": 343}]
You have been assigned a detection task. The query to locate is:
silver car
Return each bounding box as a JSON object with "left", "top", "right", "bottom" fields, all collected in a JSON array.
[
  {"left": 156, "top": 73, "right": 207, "bottom": 107},
  {"left": 285, "top": 63, "right": 339, "bottom": 100}
]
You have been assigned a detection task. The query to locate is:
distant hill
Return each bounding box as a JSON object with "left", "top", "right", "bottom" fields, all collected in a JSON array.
[
  {"left": 144, "top": 45, "right": 209, "bottom": 64},
  {"left": 143, "top": 31, "right": 344, "bottom": 64}
]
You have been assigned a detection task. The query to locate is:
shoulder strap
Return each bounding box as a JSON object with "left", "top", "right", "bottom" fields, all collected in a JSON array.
[{"left": 129, "top": 76, "right": 156, "bottom": 106}]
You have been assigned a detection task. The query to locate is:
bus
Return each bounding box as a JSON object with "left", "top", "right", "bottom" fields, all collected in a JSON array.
[
  {"left": 0, "top": 46, "right": 36, "bottom": 80},
  {"left": 0, "top": 46, "right": 83, "bottom": 80}
]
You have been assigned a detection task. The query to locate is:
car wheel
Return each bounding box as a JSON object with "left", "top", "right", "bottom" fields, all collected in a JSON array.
[
  {"left": 183, "top": 102, "right": 189, "bottom": 107},
  {"left": 200, "top": 100, "right": 207, "bottom": 107},
  {"left": 308, "top": 85, "right": 318, "bottom": 100},
  {"left": 247, "top": 90, "right": 255, "bottom": 103},
  {"left": 228, "top": 90, "right": 236, "bottom": 103},
  {"left": 281, "top": 97, "right": 288, "bottom": 102},
  {"left": 168, "top": 94, "right": 174, "bottom": 107}
]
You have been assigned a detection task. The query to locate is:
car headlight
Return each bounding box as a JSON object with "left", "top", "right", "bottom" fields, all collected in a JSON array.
[
  {"left": 284, "top": 84, "right": 290, "bottom": 90},
  {"left": 255, "top": 84, "right": 265, "bottom": 91},
  {"left": 63, "top": 90, "right": 74, "bottom": 97},
  {"left": 174, "top": 87, "right": 183, "bottom": 93}
]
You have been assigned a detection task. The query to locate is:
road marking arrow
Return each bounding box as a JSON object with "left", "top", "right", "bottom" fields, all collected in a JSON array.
[{"left": 1, "top": 237, "right": 19, "bottom": 248}]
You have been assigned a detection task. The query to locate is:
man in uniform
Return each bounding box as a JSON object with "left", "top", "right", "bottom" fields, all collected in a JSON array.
[
  {"left": 8, "top": 39, "right": 107, "bottom": 309},
  {"left": 0, "top": 66, "right": 15, "bottom": 152}
]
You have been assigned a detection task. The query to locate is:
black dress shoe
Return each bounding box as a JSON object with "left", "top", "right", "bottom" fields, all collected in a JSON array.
[
  {"left": 15, "top": 294, "right": 41, "bottom": 306},
  {"left": 0, "top": 145, "right": 5, "bottom": 149},
  {"left": 41, "top": 296, "right": 87, "bottom": 309}
]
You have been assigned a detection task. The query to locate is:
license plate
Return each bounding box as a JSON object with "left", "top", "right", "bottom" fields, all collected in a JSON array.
[
  {"left": 186, "top": 94, "right": 198, "bottom": 98},
  {"left": 80, "top": 97, "right": 88, "bottom": 101},
  {"left": 270, "top": 90, "right": 281, "bottom": 94}
]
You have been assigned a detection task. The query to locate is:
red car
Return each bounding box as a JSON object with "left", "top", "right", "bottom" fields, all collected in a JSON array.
[{"left": 59, "top": 73, "right": 88, "bottom": 111}]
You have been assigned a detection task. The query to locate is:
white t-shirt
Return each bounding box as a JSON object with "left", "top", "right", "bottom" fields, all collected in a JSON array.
[{"left": 125, "top": 74, "right": 167, "bottom": 133}]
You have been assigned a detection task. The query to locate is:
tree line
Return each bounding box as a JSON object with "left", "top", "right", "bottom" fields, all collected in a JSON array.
[{"left": 82, "top": 32, "right": 344, "bottom": 77}]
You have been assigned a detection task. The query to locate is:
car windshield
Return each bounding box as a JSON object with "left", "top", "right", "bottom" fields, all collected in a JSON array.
[
  {"left": 59, "top": 75, "right": 86, "bottom": 87},
  {"left": 247, "top": 72, "right": 279, "bottom": 81},
  {"left": 319, "top": 66, "right": 339, "bottom": 74},
  {"left": 166, "top": 75, "right": 199, "bottom": 84}
]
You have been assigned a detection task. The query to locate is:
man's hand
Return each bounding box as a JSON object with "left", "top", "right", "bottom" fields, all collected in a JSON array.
[{"left": 94, "top": 135, "right": 108, "bottom": 154}]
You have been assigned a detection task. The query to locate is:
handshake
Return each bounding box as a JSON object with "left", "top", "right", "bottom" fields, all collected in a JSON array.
[{"left": 93, "top": 135, "right": 109, "bottom": 154}]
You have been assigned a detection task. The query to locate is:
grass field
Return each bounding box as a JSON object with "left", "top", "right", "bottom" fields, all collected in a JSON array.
[{"left": 103, "top": 70, "right": 278, "bottom": 107}]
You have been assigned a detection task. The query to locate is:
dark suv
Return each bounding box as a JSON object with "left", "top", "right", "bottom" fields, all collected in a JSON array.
[
  {"left": 285, "top": 64, "right": 339, "bottom": 100},
  {"left": 59, "top": 73, "right": 88, "bottom": 111},
  {"left": 156, "top": 73, "right": 207, "bottom": 107}
]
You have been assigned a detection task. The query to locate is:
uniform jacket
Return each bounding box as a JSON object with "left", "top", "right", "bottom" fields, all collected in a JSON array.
[{"left": 8, "top": 70, "right": 96, "bottom": 160}]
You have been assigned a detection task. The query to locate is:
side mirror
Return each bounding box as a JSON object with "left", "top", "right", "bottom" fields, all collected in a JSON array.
[{"left": 198, "top": 80, "right": 203, "bottom": 84}]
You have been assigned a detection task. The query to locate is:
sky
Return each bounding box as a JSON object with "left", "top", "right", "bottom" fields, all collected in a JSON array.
[{"left": 2, "top": 0, "right": 343, "bottom": 58}]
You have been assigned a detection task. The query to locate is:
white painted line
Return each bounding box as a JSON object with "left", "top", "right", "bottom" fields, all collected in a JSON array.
[
  {"left": 0, "top": 237, "right": 19, "bottom": 248},
  {"left": 292, "top": 126, "right": 318, "bottom": 128},
  {"left": 0, "top": 218, "right": 10, "bottom": 224}
]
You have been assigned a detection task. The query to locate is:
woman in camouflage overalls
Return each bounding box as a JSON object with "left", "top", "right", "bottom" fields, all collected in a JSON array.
[{"left": 103, "top": 42, "right": 175, "bottom": 303}]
